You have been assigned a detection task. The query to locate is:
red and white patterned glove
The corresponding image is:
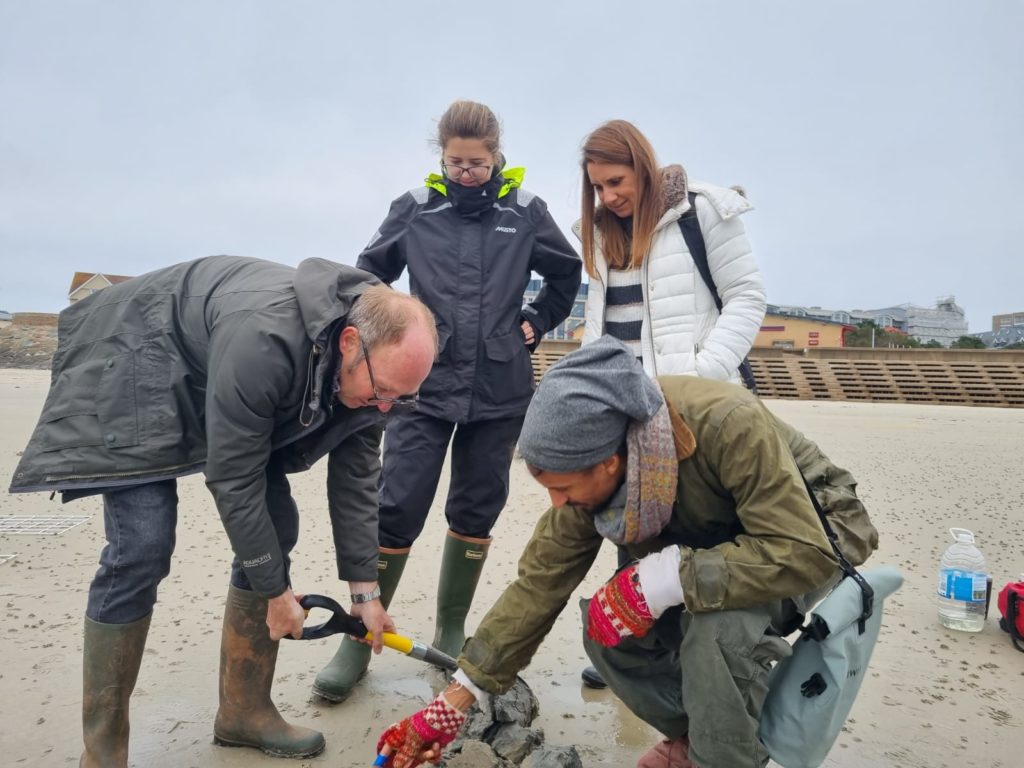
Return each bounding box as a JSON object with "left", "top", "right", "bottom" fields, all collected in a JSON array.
[
  {"left": 587, "top": 562, "right": 655, "bottom": 647},
  {"left": 376, "top": 691, "right": 467, "bottom": 767}
]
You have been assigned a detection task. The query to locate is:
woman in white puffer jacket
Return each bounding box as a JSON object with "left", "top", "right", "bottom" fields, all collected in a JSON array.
[
  {"left": 574, "top": 119, "right": 768, "bottom": 696},
  {"left": 575, "top": 119, "right": 766, "bottom": 383}
]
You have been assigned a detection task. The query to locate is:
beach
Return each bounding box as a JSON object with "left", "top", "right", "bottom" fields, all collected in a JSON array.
[{"left": 1, "top": 367, "right": 1022, "bottom": 767}]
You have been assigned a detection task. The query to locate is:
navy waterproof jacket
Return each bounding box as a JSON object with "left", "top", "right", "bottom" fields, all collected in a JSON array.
[{"left": 357, "top": 168, "right": 582, "bottom": 423}]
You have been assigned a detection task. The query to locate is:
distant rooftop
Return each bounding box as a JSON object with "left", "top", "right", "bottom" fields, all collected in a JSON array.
[
  {"left": 68, "top": 272, "right": 134, "bottom": 294},
  {"left": 973, "top": 326, "right": 1024, "bottom": 348}
]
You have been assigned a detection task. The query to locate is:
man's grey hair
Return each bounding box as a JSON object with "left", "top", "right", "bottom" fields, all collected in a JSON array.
[{"left": 347, "top": 284, "right": 438, "bottom": 356}]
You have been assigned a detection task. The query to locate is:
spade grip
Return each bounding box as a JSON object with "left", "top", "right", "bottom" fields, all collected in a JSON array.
[{"left": 294, "top": 593, "right": 458, "bottom": 671}]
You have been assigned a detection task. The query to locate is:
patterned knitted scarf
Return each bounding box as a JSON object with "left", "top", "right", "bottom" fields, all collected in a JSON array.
[{"left": 593, "top": 396, "right": 678, "bottom": 545}]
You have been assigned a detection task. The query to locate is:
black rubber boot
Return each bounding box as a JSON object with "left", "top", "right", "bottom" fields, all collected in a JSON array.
[
  {"left": 432, "top": 530, "right": 490, "bottom": 660},
  {"left": 581, "top": 665, "right": 608, "bottom": 689},
  {"left": 80, "top": 613, "right": 151, "bottom": 768},
  {"left": 312, "top": 547, "right": 410, "bottom": 703},
  {"left": 213, "top": 586, "right": 325, "bottom": 758}
]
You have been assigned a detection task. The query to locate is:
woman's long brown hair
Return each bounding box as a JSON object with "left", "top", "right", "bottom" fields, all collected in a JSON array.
[{"left": 580, "top": 120, "right": 663, "bottom": 279}]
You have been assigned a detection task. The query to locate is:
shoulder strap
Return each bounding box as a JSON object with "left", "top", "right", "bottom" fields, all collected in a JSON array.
[
  {"left": 677, "top": 191, "right": 760, "bottom": 395},
  {"left": 800, "top": 474, "right": 874, "bottom": 633},
  {"left": 678, "top": 192, "right": 723, "bottom": 311}
]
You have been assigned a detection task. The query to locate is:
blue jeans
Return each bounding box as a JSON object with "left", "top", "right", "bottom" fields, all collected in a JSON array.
[
  {"left": 87, "top": 470, "right": 299, "bottom": 624},
  {"left": 87, "top": 480, "right": 179, "bottom": 623}
]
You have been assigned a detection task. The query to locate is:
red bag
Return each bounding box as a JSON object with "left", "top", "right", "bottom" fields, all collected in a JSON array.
[{"left": 997, "top": 580, "right": 1024, "bottom": 652}]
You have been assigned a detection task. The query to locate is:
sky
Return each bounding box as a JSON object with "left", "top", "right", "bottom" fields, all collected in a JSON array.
[{"left": 1, "top": 1, "right": 1021, "bottom": 333}]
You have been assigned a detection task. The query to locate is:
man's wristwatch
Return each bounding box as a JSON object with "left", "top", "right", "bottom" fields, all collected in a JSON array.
[{"left": 350, "top": 585, "right": 382, "bottom": 604}]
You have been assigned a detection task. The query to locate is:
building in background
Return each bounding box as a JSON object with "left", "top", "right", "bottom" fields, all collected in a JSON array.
[
  {"left": 765, "top": 297, "right": 969, "bottom": 347},
  {"left": 754, "top": 313, "right": 853, "bottom": 349},
  {"left": 522, "top": 278, "right": 587, "bottom": 340},
  {"left": 973, "top": 309, "right": 1024, "bottom": 347},
  {"left": 68, "top": 272, "right": 134, "bottom": 304},
  {"left": 529, "top": 288, "right": 978, "bottom": 349},
  {"left": 859, "top": 297, "right": 968, "bottom": 346},
  {"left": 992, "top": 311, "right": 1024, "bottom": 332}
]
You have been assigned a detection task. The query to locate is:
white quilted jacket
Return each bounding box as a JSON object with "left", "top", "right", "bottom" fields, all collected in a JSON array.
[{"left": 576, "top": 172, "right": 766, "bottom": 382}]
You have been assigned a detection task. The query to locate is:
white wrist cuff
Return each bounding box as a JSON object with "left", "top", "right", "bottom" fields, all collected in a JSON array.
[
  {"left": 453, "top": 669, "right": 489, "bottom": 710},
  {"left": 637, "top": 545, "right": 685, "bottom": 618}
]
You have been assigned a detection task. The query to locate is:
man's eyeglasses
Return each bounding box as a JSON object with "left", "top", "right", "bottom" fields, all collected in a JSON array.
[
  {"left": 441, "top": 163, "right": 492, "bottom": 182},
  {"left": 360, "top": 339, "right": 419, "bottom": 407}
]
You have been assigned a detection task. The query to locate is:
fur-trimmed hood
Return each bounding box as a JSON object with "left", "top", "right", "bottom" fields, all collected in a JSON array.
[
  {"left": 661, "top": 163, "right": 689, "bottom": 211},
  {"left": 664, "top": 164, "right": 754, "bottom": 220}
]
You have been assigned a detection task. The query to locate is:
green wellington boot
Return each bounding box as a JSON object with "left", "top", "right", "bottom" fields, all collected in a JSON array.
[
  {"left": 80, "top": 613, "right": 152, "bottom": 768},
  {"left": 312, "top": 546, "right": 410, "bottom": 703},
  {"left": 432, "top": 530, "right": 491, "bottom": 660},
  {"left": 213, "top": 586, "right": 325, "bottom": 758}
]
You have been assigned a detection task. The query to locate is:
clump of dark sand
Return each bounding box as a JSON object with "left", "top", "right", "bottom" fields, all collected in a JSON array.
[{"left": 441, "top": 678, "right": 581, "bottom": 768}]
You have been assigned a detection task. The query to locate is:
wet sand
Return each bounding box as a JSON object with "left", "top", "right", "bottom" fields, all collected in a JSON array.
[{"left": 1, "top": 368, "right": 1022, "bottom": 767}]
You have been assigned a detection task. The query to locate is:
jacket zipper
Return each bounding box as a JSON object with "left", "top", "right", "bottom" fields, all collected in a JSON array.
[
  {"left": 641, "top": 256, "right": 659, "bottom": 377},
  {"left": 299, "top": 343, "right": 322, "bottom": 427}
]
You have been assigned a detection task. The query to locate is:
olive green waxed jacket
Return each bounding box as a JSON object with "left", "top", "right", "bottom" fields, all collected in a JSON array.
[
  {"left": 460, "top": 375, "right": 878, "bottom": 693},
  {"left": 9, "top": 256, "right": 386, "bottom": 597}
]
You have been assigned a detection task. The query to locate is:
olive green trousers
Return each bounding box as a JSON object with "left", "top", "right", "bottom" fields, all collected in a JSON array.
[{"left": 582, "top": 589, "right": 827, "bottom": 768}]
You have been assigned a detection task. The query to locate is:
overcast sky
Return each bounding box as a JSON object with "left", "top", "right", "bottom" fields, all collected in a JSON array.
[{"left": 1, "top": 1, "right": 1021, "bottom": 332}]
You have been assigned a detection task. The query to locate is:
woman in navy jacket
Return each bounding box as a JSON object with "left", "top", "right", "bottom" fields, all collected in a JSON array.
[{"left": 313, "top": 100, "right": 581, "bottom": 701}]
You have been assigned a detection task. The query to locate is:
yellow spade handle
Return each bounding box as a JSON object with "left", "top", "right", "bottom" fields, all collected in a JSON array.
[{"left": 365, "top": 630, "right": 414, "bottom": 654}]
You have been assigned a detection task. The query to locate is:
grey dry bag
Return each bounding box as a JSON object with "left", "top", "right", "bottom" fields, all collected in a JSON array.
[
  {"left": 760, "top": 565, "right": 903, "bottom": 768},
  {"left": 758, "top": 466, "right": 903, "bottom": 768}
]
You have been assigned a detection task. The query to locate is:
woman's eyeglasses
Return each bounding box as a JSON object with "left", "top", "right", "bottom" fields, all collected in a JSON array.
[{"left": 441, "top": 163, "right": 492, "bottom": 182}]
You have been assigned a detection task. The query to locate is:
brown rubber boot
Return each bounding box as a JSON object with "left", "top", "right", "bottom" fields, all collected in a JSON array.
[
  {"left": 213, "top": 586, "right": 325, "bottom": 758},
  {"left": 312, "top": 546, "right": 410, "bottom": 703},
  {"left": 80, "top": 613, "right": 151, "bottom": 768}
]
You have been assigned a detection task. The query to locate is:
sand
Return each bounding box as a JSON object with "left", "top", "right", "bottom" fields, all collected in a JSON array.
[{"left": 1, "top": 367, "right": 1022, "bottom": 767}]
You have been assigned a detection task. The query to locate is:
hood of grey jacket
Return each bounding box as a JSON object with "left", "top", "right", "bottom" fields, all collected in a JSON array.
[
  {"left": 291, "top": 257, "right": 383, "bottom": 428},
  {"left": 294, "top": 257, "right": 378, "bottom": 343}
]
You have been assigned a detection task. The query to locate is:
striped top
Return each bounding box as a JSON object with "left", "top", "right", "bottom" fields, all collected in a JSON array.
[{"left": 604, "top": 267, "right": 643, "bottom": 359}]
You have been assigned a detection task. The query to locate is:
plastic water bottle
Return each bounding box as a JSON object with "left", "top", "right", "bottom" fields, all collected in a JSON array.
[{"left": 937, "top": 527, "right": 988, "bottom": 632}]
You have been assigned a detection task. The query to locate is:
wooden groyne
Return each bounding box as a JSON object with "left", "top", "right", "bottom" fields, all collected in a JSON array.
[{"left": 533, "top": 342, "right": 1024, "bottom": 408}]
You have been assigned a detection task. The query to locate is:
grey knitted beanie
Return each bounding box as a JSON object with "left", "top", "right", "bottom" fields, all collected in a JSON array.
[{"left": 519, "top": 335, "right": 664, "bottom": 472}]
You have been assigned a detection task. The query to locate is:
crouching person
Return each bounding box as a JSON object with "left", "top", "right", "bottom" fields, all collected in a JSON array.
[{"left": 375, "top": 335, "right": 877, "bottom": 768}]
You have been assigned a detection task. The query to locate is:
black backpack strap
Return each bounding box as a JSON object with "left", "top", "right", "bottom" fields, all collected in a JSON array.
[
  {"left": 800, "top": 474, "right": 874, "bottom": 633},
  {"left": 678, "top": 192, "right": 759, "bottom": 394},
  {"left": 678, "top": 192, "right": 723, "bottom": 311}
]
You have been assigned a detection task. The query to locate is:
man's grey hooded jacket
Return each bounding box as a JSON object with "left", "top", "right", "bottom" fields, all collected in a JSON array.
[{"left": 9, "top": 256, "right": 385, "bottom": 597}]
